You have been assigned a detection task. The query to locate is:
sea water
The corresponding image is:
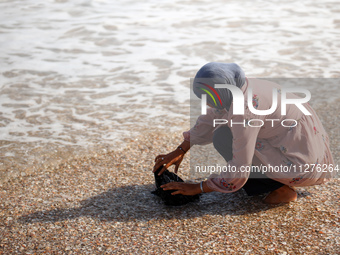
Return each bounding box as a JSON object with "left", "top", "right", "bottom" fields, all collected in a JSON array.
[{"left": 1, "top": 0, "right": 340, "bottom": 180}]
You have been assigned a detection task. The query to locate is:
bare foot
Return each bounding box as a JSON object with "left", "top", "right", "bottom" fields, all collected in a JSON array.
[{"left": 263, "top": 185, "right": 297, "bottom": 204}]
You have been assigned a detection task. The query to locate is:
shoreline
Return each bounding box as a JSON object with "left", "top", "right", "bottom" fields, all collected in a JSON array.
[
  {"left": 1, "top": 97, "right": 339, "bottom": 184},
  {"left": 0, "top": 118, "right": 190, "bottom": 184}
]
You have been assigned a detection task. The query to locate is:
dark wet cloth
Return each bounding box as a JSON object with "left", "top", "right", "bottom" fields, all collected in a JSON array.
[{"left": 151, "top": 166, "right": 200, "bottom": 206}]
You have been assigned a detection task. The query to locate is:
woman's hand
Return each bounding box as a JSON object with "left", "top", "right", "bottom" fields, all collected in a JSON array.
[
  {"left": 153, "top": 148, "right": 185, "bottom": 175},
  {"left": 161, "top": 182, "right": 201, "bottom": 196}
]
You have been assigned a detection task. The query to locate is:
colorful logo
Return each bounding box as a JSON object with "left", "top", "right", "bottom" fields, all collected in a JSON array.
[{"left": 197, "top": 82, "right": 222, "bottom": 107}]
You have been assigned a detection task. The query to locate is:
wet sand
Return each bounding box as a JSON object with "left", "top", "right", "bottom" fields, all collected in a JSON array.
[{"left": 0, "top": 102, "right": 339, "bottom": 254}]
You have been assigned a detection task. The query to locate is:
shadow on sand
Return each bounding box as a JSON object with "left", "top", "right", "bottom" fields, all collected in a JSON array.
[{"left": 19, "top": 184, "right": 298, "bottom": 224}]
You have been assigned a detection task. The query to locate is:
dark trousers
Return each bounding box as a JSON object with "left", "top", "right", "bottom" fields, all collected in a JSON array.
[{"left": 213, "top": 125, "right": 284, "bottom": 196}]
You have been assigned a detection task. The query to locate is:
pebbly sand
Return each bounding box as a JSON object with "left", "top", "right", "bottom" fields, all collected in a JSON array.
[{"left": 0, "top": 100, "right": 339, "bottom": 254}]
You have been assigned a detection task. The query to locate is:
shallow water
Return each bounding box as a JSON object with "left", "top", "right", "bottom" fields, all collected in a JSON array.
[{"left": 0, "top": 0, "right": 340, "bottom": 180}]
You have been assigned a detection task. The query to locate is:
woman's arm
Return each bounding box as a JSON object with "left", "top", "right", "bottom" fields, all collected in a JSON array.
[
  {"left": 153, "top": 139, "right": 191, "bottom": 175},
  {"left": 153, "top": 138, "right": 215, "bottom": 195},
  {"left": 178, "top": 139, "right": 191, "bottom": 153},
  {"left": 161, "top": 180, "right": 214, "bottom": 195}
]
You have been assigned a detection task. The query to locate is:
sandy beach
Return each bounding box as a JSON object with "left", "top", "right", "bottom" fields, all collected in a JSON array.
[
  {"left": 1, "top": 100, "right": 339, "bottom": 254},
  {"left": 1, "top": 0, "right": 340, "bottom": 254}
]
